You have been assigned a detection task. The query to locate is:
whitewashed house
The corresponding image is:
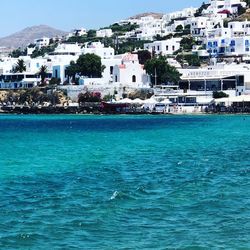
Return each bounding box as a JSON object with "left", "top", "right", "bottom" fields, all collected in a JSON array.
[
  {"left": 205, "top": 20, "right": 250, "bottom": 57},
  {"left": 81, "top": 42, "right": 114, "bottom": 59},
  {"left": 144, "top": 38, "right": 181, "bottom": 55},
  {"left": 34, "top": 37, "right": 50, "bottom": 49},
  {"left": 189, "top": 15, "right": 225, "bottom": 37},
  {"left": 96, "top": 29, "right": 113, "bottom": 38},
  {"left": 113, "top": 53, "right": 150, "bottom": 88},
  {"left": 162, "top": 7, "right": 197, "bottom": 23},
  {"left": 67, "top": 28, "right": 87, "bottom": 38},
  {"left": 203, "top": 0, "right": 246, "bottom": 15}
]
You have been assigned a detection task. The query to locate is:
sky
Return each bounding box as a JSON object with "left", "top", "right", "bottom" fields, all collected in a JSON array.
[{"left": 0, "top": 0, "right": 204, "bottom": 37}]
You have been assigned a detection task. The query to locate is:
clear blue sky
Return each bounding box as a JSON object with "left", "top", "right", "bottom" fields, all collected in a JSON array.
[{"left": 0, "top": 0, "right": 203, "bottom": 37}]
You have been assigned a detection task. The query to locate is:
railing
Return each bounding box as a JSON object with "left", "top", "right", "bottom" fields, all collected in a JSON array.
[{"left": 181, "top": 70, "right": 235, "bottom": 79}]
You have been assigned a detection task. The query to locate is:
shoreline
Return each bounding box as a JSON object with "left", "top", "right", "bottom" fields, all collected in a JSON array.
[{"left": 0, "top": 108, "right": 249, "bottom": 116}]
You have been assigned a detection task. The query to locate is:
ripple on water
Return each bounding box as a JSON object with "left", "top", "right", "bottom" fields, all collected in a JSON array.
[{"left": 0, "top": 115, "right": 249, "bottom": 249}]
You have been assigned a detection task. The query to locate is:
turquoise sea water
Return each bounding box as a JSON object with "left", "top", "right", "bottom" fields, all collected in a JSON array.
[{"left": 0, "top": 114, "right": 249, "bottom": 249}]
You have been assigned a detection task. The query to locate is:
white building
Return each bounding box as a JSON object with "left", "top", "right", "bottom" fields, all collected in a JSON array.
[
  {"left": 0, "top": 72, "right": 41, "bottom": 89},
  {"left": 126, "top": 16, "right": 165, "bottom": 40},
  {"left": 0, "top": 57, "right": 18, "bottom": 74},
  {"left": 162, "top": 7, "right": 197, "bottom": 23},
  {"left": 178, "top": 62, "right": 250, "bottom": 96},
  {"left": 96, "top": 29, "right": 113, "bottom": 38},
  {"left": 203, "top": 0, "right": 246, "bottom": 15},
  {"left": 113, "top": 53, "right": 150, "bottom": 88},
  {"left": 205, "top": 21, "right": 250, "bottom": 57},
  {"left": 189, "top": 15, "right": 226, "bottom": 37},
  {"left": 34, "top": 37, "right": 50, "bottom": 49},
  {"left": 206, "top": 35, "right": 250, "bottom": 56},
  {"left": 144, "top": 38, "right": 181, "bottom": 55},
  {"left": 81, "top": 42, "right": 114, "bottom": 59},
  {"left": 51, "top": 43, "right": 82, "bottom": 56},
  {"left": 67, "top": 28, "right": 87, "bottom": 38}
]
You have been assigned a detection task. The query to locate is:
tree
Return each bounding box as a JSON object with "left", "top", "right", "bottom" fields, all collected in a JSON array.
[
  {"left": 194, "top": 2, "right": 209, "bottom": 17},
  {"left": 65, "top": 61, "right": 79, "bottom": 83},
  {"left": 244, "top": 0, "right": 250, "bottom": 7},
  {"left": 116, "top": 39, "right": 151, "bottom": 54},
  {"left": 75, "top": 53, "right": 105, "bottom": 78},
  {"left": 87, "top": 29, "right": 96, "bottom": 38},
  {"left": 175, "top": 25, "right": 183, "bottom": 32},
  {"left": 49, "top": 77, "right": 61, "bottom": 86},
  {"left": 39, "top": 65, "right": 48, "bottom": 85},
  {"left": 144, "top": 55, "right": 181, "bottom": 85},
  {"left": 176, "top": 53, "right": 201, "bottom": 67},
  {"left": 31, "top": 44, "right": 57, "bottom": 58},
  {"left": 108, "top": 23, "right": 139, "bottom": 33},
  {"left": 136, "top": 50, "right": 152, "bottom": 65},
  {"left": 9, "top": 48, "right": 26, "bottom": 58},
  {"left": 13, "top": 59, "right": 26, "bottom": 73},
  {"left": 213, "top": 91, "right": 229, "bottom": 99},
  {"left": 180, "top": 37, "right": 196, "bottom": 51},
  {"left": 238, "top": 5, "right": 246, "bottom": 15}
]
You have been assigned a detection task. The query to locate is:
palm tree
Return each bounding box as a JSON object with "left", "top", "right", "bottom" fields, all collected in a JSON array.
[
  {"left": 39, "top": 65, "right": 48, "bottom": 85},
  {"left": 65, "top": 61, "right": 79, "bottom": 83},
  {"left": 13, "top": 59, "right": 26, "bottom": 73}
]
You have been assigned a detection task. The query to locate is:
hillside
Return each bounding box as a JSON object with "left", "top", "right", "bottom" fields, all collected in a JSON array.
[
  {"left": 235, "top": 8, "right": 250, "bottom": 21},
  {"left": 0, "top": 25, "right": 67, "bottom": 48},
  {"left": 129, "top": 12, "right": 164, "bottom": 20}
]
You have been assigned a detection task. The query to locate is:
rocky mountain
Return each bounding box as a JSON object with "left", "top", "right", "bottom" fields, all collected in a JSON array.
[
  {"left": 129, "top": 12, "right": 164, "bottom": 20},
  {"left": 0, "top": 25, "right": 67, "bottom": 49}
]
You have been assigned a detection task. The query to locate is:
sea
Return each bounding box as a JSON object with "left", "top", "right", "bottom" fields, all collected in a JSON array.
[{"left": 0, "top": 114, "right": 249, "bottom": 249}]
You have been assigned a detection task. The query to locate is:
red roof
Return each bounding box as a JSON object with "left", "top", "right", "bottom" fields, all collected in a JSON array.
[{"left": 218, "top": 9, "right": 231, "bottom": 14}]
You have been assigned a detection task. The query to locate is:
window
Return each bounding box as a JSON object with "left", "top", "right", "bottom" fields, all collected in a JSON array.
[
  {"left": 166, "top": 45, "right": 169, "bottom": 50},
  {"left": 115, "top": 75, "right": 118, "bottom": 82},
  {"left": 245, "top": 40, "right": 249, "bottom": 46},
  {"left": 221, "top": 39, "right": 225, "bottom": 44},
  {"left": 132, "top": 75, "right": 136, "bottom": 83},
  {"left": 110, "top": 66, "right": 113, "bottom": 75},
  {"left": 172, "top": 45, "right": 175, "bottom": 51},
  {"left": 230, "top": 40, "right": 235, "bottom": 46},
  {"left": 231, "top": 48, "right": 235, "bottom": 52},
  {"left": 157, "top": 45, "right": 160, "bottom": 51},
  {"left": 246, "top": 48, "right": 249, "bottom": 52}
]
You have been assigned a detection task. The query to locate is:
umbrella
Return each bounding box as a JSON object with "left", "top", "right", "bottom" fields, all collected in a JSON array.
[{"left": 160, "top": 99, "right": 172, "bottom": 105}]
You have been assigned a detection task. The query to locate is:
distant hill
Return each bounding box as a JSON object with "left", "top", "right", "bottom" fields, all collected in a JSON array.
[
  {"left": 129, "top": 12, "right": 164, "bottom": 20},
  {"left": 0, "top": 25, "right": 67, "bottom": 49}
]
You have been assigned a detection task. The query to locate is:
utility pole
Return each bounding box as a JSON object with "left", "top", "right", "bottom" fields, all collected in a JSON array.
[{"left": 154, "top": 67, "right": 157, "bottom": 86}]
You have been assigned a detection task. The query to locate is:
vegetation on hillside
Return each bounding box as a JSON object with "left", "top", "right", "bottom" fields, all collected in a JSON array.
[
  {"left": 9, "top": 48, "right": 27, "bottom": 58},
  {"left": 144, "top": 55, "right": 181, "bottom": 85},
  {"left": 31, "top": 44, "right": 58, "bottom": 58},
  {"left": 65, "top": 53, "right": 105, "bottom": 83},
  {"left": 12, "top": 59, "right": 26, "bottom": 73}
]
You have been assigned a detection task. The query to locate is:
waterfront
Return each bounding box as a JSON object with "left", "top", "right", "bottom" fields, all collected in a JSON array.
[{"left": 0, "top": 115, "right": 249, "bottom": 249}]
